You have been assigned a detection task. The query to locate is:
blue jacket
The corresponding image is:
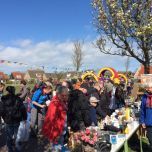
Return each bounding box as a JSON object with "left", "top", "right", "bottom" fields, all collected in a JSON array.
[
  {"left": 140, "top": 94, "right": 152, "bottom": 126},
  {"left": 89, "top": 106, "right": 98, "bottom": 126},
  {"left": 32, "top": 89, "right": 49, "bottom": 109}
]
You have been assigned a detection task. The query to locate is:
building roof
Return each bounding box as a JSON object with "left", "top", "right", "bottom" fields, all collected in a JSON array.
[
  {"left": 4, "top": 74, "right": 9, "bottom": 80},
  {"left": 27, "top": 69, "right": 45, "bottom": 79},
  {"left": 0, "top": 72, "right": 4, "bottom": 79},
  {"left": 134, "top": 65, "right": 152, "bottom": 78},
  {"left": 0, "top": 72, "right": 5, "bottom": 80},
  {"left": 0, "top": 72, "right": 9, "bottom": 80},
  {"left": 11, "top": 72, "right": 25, "bottom": 80}
]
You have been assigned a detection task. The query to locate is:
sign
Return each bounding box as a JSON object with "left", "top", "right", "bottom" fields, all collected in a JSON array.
[{"left": 140, "top": 74, "right": 152, "bottom": 87}]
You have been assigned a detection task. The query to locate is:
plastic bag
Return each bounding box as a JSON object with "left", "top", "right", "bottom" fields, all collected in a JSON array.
[{"left": 16, "top": 121, "right": 30, "bottom": 142}]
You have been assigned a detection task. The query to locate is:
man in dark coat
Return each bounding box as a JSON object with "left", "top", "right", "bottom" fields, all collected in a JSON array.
[
  {"left": 0, "top": 86, "right": 27, "bottom": 152},
  {"left": 68, "top": 83, "right": 91, "bottom": 132},
  {"left": 100, "top": 89, "right": 112, "bottom": 116},
  {"left": 115, "top": 84, "right": 125, "bottom": 108}
]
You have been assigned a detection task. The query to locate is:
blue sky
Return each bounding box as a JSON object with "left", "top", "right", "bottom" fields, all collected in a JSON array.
[
  {"left": 0, "top": 0, "right": 139, "bottom": 74},
  {"left": 0, "top": 0, "right": 95, "bottom": 42}
]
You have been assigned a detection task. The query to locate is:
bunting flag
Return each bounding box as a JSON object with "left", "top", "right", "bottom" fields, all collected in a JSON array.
[
  {"left": 0, "top": 59, "right": 90, "bottom": 72},
  {"left": 0, "top": 60, "right": 5, "bottom": 63},
  {"left": 0, "top": 59, "right": 44, "bottom": 69}
]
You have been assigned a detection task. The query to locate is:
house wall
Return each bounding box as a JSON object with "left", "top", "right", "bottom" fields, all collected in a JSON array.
[
  {"left": 134, "top": 65, "right": 152, "bottom": 79},
  {"left": 43, "top": 74, "right": 48, "bottom": 81},
  {"left": 24, "top": 73, "right": 31, "bottom": 81}
]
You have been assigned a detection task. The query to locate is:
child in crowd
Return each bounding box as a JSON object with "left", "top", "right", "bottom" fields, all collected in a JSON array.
[{"left": 89, "top": 96, "right": 99, "bottom": 126}]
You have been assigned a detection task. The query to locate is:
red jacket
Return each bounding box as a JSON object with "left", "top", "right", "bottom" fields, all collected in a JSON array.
[{"left": 42, "top": 95, "right": 67, "bottom": 143}]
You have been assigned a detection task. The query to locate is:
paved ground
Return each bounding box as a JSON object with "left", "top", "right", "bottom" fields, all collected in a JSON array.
[
  {"left": 0, "top": 128, "right": 150, "bottom": 152},
  {"left": 0, "top": 129, "right": 50, "bottom": 152}
]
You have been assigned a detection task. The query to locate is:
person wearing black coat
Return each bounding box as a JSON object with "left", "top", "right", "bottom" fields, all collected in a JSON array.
[
  {"left": 115, "top": 84, "right": 125, "bottom": 108},
  {"left": 100, "top": 89, "right": 112, "bottom": 116},
  {"left": 68, "top": 85, "right": 91, "bottom": 132},
  {"left": 0, "top": 86, "right": 27, "bottom": 152}
]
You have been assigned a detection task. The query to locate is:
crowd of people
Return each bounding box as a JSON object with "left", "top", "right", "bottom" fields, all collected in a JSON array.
[
  {"left": 0, "top": 76, "right": 131, "bottom": 152},
  {"left": 0, "top": 76, "right": 151, "bottom": 152}
]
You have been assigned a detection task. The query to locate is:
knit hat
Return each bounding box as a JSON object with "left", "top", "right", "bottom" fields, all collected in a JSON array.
[{"left": 89, "top": 96, "right": 100, "bottom": 103}]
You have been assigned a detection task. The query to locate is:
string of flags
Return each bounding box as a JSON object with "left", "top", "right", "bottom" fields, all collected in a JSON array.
[
  {"left": 0, "top": 59, "right": 75, "bottom": 71},
  {"left": 0, "top": 59, "right": 98, "bottom": 72},
  {"left": 0, "top": 59, "right": 44, "bottom": 69}
]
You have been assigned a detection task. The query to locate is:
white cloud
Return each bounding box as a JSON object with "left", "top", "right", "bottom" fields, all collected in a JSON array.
[
  {"left": 0, "top": 39, "right": 139, "bottom": 74},
  {"left": 11, "top": 39, "right": 32, "bottom": 47},
  {"left": 0, "top": 44, "right": 4, "bottom": 50}
]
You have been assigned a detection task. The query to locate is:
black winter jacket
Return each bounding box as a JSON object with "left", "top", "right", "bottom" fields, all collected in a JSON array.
[
  {"left": 100, "top": 91, "right": 111, "bottom": 116},
  {"left": 68, "top": 89, "right": 91, "bottom": 131},
  {"left": 0, "top": 94, "right": 27, "bottom": 124}
]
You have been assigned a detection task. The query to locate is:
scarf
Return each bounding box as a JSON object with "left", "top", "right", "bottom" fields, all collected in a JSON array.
[{"left": 146, "top": 94, "right": 152, "bottom": 108}]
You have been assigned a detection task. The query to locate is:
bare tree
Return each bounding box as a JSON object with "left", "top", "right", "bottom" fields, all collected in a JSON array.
[
  {"left": 55, "top": 71, "right": 64, "bottom": 81},
  {"left": 92, "top": 0, "right": 152, "bottom": 74},
  {"left": 125, "top": 57, "right": 130, "bottom": 74},
  {"left": 72, "top": 40, "right": 84, "bottom": 72}
]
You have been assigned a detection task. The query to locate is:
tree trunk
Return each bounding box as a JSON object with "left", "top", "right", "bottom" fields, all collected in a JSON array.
[
  {"left": 76, "top": 66, "right": 79, "bottom": 72},
  {"left": 144, "top": 63, "right": 150, "bottom": 74}
]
